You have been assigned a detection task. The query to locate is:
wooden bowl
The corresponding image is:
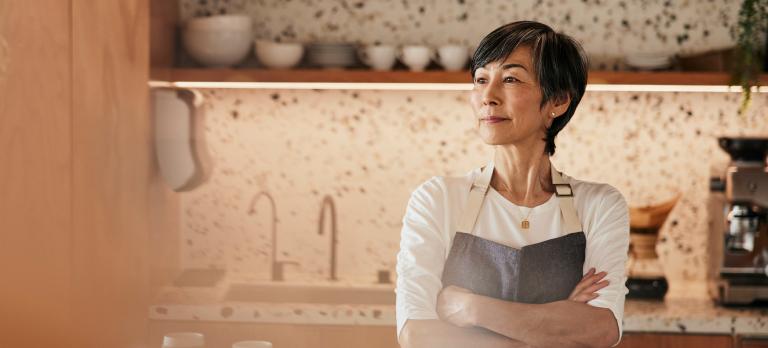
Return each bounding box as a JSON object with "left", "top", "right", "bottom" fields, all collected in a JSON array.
[
  {"left": 629, "top": 194, "right": 680, "bottom": 230},
  {"left": 628, "top": 195, "right": 680, "bottom": 259}
]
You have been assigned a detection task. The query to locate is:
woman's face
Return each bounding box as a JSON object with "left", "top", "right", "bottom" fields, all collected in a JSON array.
[{"left": 469, "top": 45, "right": 562, "bottom": 147}]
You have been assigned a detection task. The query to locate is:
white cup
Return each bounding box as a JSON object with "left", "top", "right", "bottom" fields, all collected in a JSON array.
[
  {"left": 436, "top": 44, "right": 469, "bottom": 71},
  {"left": 162, "top": 332, "right": 205, "bottom": 348},
  {"left": 397, "top": 45, "right": 434, "bottom": 72},
  {"left": 358, "top": 44, "right": 397, "bottom": 71},
  {"left": 232, "top": 341, "right": 273, "bottom": 348}
]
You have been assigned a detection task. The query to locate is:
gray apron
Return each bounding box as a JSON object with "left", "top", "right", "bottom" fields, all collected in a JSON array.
[{"left": 441, "top": 161, "right": 586, "bottom": 304}]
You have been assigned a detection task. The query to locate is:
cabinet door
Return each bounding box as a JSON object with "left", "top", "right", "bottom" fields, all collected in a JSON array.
[
  {"left": 740, "top": 336, "right": 768, "bottom": 348},
  {"left": 70, "top": 0, "right": 164, "bottom": 347},
  {"left": 618, "top": 333, "right": 733, "bottom": 348},
  {"left": 0, "top": 1, "right": 73, "bottom": 347},
  {"left": 150, "top": 321, "right": 399, "bottom": 348}
]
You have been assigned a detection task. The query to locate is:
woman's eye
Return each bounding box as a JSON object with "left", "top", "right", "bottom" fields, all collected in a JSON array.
[
  {"left": 474, "top": 77, "right": 486, "bottom": 84},
  {"left": 503, "top": 76, "right": 519, "bottom": 83}
]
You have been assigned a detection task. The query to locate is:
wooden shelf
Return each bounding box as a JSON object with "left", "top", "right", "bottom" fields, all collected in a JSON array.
[
  {"left": 151, "top": 68, "right": 768, "bottom": 86},
  {"left": 590, "top": 71, "right": 767, "bottom": 86},
  {"left": 151, "top": 68, "right": 470, "bottom": 83}
]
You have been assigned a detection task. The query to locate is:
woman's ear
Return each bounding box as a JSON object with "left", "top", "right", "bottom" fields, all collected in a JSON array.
[
  {"left": 545, "top": 112, "right": 555, "bottom": 129},
  {"left": 551, "top": 93, "right": 571, "bottom": 118}
]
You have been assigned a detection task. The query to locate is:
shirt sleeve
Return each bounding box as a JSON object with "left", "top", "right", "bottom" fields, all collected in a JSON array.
[
  {"left": 395, "top": 177, "right": 449, "bottom": 341},
  {"left": 583, "top": 186, "right": 630, "bottom": 347}
]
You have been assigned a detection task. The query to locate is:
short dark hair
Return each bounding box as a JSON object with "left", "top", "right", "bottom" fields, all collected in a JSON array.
[{"left": 470, "top": 21, "right": 588, "bottom": 156}]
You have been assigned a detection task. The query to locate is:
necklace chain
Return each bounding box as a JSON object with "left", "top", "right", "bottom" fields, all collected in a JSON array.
[
  {"left": 492, "top": 174, "right": 551, "bottom": 230},
  {"left": 521, "top": 207, "right": 532, "bottom": 229},
  {"left": 494, "top": 183, "right": 535, "bottom": 230}
]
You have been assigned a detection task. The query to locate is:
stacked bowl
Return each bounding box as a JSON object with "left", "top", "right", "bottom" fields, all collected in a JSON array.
[
  {"left": 182, "top": 14, "right": 253, "bottom": 68},
  {"left": 306, "top": 43, "right": 357, "bottom": 68}
]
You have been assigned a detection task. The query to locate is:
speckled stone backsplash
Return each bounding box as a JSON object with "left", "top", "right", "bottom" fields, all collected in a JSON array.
[
  {"left": 180, "top": 0, "right": 740, "bottom": 69},
  {"left": 175, "top": 0, "right": 766, "bottom": 300},
  {"left": 182, "top": 87, "right": 767, "bottom": 299}
]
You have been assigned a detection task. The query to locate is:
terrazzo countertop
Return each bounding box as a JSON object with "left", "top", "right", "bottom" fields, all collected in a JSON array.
[
  {"left": 622, "top": 299, "right": 767, "bottom": 335},
  {"left": 149, "top": 280, "right": 768, "bottom": 335}
]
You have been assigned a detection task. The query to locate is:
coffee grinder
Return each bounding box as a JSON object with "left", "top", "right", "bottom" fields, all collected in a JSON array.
[{"left": 709, "top": 137, "right": 768, "bottom": 305}]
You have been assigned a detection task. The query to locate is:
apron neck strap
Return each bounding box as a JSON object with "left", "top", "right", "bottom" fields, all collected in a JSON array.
[
  {"left": 457, "top": 161, "right": 494, "bottom": 233},
  {"left": 456, "top": 160, "right": 583, "bottom": 234},
  {"left": 551, "top": 165, "right": 582, "bottom": 234}
]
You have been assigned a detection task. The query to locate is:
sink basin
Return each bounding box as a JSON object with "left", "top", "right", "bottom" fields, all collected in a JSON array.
[{"left": 223, "top": 282, "right": 396, "bottom": 305}]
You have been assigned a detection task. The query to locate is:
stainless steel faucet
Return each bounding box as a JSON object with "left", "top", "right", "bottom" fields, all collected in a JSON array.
[
  {"left": 249, "top": 191, "right": 296, "bottom": 281},
  {"left": 318, "top": 194, "right": 338, "bottom": 281}
]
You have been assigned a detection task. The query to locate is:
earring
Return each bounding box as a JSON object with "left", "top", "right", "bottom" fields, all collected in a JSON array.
[{"left": 551, "top": 112, "right": 556, "bottom": 117}]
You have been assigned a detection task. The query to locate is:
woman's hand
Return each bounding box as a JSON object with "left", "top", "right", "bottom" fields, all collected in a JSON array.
[
  {"left": 436, "top": 285, "right": 476, "bottom": 328},
  {"left": 437, "top": 270, "right": 608, "bottom": 327},
  {"left": 568, "top": 267, "right": 610, "bottom": 303}
]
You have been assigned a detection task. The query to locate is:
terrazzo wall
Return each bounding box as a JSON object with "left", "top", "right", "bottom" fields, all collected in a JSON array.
[
  {"left": 181, "top": 0, "right": 741, "bottom": 69},
  {"left": 176, "top": 0, "right": 767, "bottom": 299}
]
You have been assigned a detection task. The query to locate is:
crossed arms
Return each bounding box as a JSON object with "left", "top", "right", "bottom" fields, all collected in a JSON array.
[{"left": 399, "top": 269, "right": 620, "bottom": 348}]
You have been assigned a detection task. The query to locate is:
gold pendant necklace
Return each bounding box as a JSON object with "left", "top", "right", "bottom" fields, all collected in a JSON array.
[
  {"left": 492, "top": 177, "right": 535, "bottom": 229},
  {"left": 521, "top": 207, "right": 533, "bottom": 229}
]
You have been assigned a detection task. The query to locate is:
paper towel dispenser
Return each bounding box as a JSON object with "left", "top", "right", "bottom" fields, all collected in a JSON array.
[{"left": 151, "top": 88, "right": 212, "bottom": 191}]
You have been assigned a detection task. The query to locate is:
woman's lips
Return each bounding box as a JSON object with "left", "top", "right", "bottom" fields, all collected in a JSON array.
[{"left": 481, "top": 116, "right": 510, "bottom": 124}]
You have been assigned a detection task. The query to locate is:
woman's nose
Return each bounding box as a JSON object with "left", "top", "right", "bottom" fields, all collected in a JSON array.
[
  {"left": 483, "top": 96, "right": 499, "bottom": 106},
  {"left": 481, "top": 82, "right": 501, "bottom": 106}
]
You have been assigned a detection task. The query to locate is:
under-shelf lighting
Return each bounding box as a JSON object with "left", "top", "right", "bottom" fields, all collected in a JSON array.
[
  {"left": 148, "top": 80, "right": 767, "bottom": 93},
  {"left": 587, "top": 84, "right": 767, "bottom": 93},
  {"left": 149, "top": 81, "right": 472, "bottom": 91}
]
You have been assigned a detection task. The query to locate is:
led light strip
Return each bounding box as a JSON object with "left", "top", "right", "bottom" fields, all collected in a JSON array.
[
  {"left": 148, "top": 80, "right": 767, "bottom": 93},
  {"left": 587, "top": 84, "right": 767, "bottom": 93},
  {"left": 148, "top": 81, "right": 472, "bottom": 91}
]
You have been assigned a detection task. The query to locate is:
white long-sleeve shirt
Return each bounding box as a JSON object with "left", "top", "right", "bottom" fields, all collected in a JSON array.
[{"left": 395, "top": 167, "right": 630, "bottom": 346}]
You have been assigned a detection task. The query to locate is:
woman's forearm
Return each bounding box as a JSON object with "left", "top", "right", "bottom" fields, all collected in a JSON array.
[
  {"left": 400, "top": 319, "right": 531, "bottom": 348},
  {"left": 467, "top": 296, "right": 618, "bottom": 348}
]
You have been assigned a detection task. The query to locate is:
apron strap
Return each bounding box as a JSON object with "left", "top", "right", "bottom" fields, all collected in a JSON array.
[
  {"left": 551, "top": 165, "right": 582, "bottom": 234},
  {"left": 457, "top": 160, "right": 583, "bottom": 234},
  {"left": 457, "top": 160, "right": 494, "bottom": 233}
]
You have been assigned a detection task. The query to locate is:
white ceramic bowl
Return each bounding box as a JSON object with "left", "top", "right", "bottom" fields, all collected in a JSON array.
[
  {"left": 254, "top": 40, "right": 304, "bottom": 69},
  {"left": 162, "top": 332, "right": 205, "bottom": 348},
  {"left": 183, "top": 28, "right": 253, "bottom": 68},
  {"left": 185, "top": 14, "right": 252, "bottom": 32},
  {"left": 232, "top": 341, "right": 273, "bottom": 348},
  {"left": 625, "top": 53, "right": 673, "bottom": 70}
]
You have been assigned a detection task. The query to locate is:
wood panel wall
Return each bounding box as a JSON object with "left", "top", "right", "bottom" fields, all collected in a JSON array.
[
  {"left": 0, "top": 0, "right": 179, "bottom": 347},
  {"left": 151, "top": 0, "right": 178, "bottom": 69},
  {"left": 618, "top": 333, "right": 735, "bottom": 348},
  {"left": 0, "top": 0, "right": 73, "bottom": 346},
  {"left": 149, "top": 0, "right": 182, "bottom": 293}
]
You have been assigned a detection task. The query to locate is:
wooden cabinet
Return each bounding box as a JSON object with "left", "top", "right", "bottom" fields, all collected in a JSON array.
[
  {"left": 0, "top": 1, "right": 72, "bottom": 346},
  {"left": 148, "top": 322, "right": 768, "bottom": 348},
  {"left": 0, "top": 0, "right": 178, "bottom": 347},
  {"left": 617, "top": 333, "right": 768, "bottom": 348},
  {"left": 740, "top": 336, "right": 768, "bottom": 348},
  {"left": 617, "top": 333, "right": 734, "bottom": 348},
  {"left": 149, "top": 321, "right": 398, "bottom": 348}
]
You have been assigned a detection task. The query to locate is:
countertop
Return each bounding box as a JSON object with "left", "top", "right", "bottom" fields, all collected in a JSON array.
[{"left": 149, "top": 282, "right": 768, "bottom": 335}]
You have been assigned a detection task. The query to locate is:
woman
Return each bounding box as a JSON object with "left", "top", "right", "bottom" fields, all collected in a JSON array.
[{"left": 395, "top": 21, "right": 629, "bottom": 348}]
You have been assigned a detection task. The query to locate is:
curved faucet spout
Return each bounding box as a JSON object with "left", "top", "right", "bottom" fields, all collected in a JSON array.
[
  {"left": 318, "top": 195, "right": 338, "bottom": 281},
  {"left": 249, "top": 191, "right": 280, "bottom": 280}
]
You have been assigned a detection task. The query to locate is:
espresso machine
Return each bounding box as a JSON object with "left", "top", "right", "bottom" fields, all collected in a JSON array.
[{"left": 709, "top": 137, "right": 768, "bottom": 305}]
